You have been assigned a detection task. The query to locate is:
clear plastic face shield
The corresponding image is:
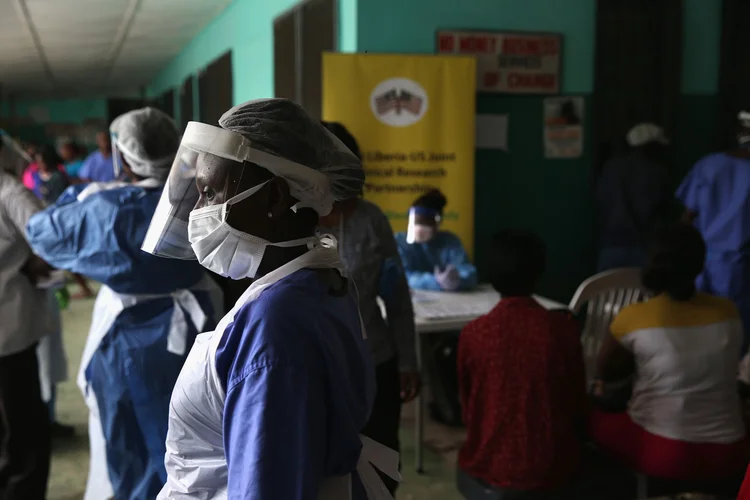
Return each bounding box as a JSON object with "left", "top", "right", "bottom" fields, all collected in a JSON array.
[
  {"left": 141, "top": 121, "right": 335, "bottom": 259},
  {"left": 0, "top": 131, "right": 32, "bottom": 177},
  {"left": 406, "top": 206, "right": 440, "bottom": 244}
]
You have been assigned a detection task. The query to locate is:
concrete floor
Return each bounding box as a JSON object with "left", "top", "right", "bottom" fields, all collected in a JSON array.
[{"left": 49, "top": 290, "right": 464, "bottom": 500}]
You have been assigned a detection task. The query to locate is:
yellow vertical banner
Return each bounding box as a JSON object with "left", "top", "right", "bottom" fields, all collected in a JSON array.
[{"left": 322, "top": 53, "right": 477, "bottom": 256}]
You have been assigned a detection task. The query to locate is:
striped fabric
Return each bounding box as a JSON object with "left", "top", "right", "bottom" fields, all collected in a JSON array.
[{"left": 611, "top": 293, "right": 745, "bottom": 443}]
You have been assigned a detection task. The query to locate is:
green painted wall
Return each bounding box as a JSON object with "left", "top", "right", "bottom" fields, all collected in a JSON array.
[
  {"left": 357, "top": 0, "right": 596, "bottom": 94},
  {"left": 148, "top": 0, "right": 295, "bottom": 103},
  {"left": 1, "top": 98, "right": 107, "bottom": 147},
  {"left": 148, "top": 0, "right": 357, "bottom": 124},
  {"left": 0, "top": 99, "right": 106, "bottom": 124}
]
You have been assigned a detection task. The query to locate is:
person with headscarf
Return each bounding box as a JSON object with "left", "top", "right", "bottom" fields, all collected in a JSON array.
[
  {"left": 594, "top": 123, "right": 673, "bottom": 271},
  {"left": 26, "top": 107, "right": 222, "bottom": 500},
  {"left": 677, "top": 111, "right": 750, "bottom": 350},
  {"left": 396, "top": 189, "right": 477, "bottom": 291},
  {"left": 142, "top": 99, "right": 398, "bottom": 499},
  {"left": 590, "top": 225, "right": 748, "bottom": 487},
  {"left": 319, "top": 121, "right": 418, "bottom": 495}
]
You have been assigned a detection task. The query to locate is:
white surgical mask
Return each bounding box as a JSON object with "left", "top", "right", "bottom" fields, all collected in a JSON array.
[
  {"left": 188, "top": 180, "right": 316, "bottom": 279},
  {"left": 412, "top": 224, "right": 435, "bottom": 243}
]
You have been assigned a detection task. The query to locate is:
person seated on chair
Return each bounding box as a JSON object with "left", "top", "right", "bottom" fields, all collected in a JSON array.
[
  {"left": 457, "top": 229, "right": 586, "bottom": 499},
  {"left": 590, "top": 224, "right": 749, "bottom": 482},
  {"left": 395, "top": 189, "right": 478, "bottom": 291}
]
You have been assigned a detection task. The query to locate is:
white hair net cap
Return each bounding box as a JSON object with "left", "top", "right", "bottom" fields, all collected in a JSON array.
[
  {"left": 626, "top": 123, "right": 669, "bottom": 148},
  {"left": 110, "top": 107, "right": 180, "bottom": 181},
  {"left": 218, "top": 98, "right": 364, "bottom": 211}
]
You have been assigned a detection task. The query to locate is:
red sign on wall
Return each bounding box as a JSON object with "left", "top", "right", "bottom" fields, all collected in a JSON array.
[{"left": 437, "top": 30, "right": 562, "bottom": 94}]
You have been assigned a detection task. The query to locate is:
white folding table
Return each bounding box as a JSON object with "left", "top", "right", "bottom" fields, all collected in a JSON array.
[{"left": 409, "top": 285, "right": 567, "bottom": 472}]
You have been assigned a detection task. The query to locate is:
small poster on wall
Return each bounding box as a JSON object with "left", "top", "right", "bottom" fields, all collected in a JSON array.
[
  {"left": 436, "top": 30, "right": 562, "bottom": 94},
  {"left": 543, "top": 96, "right": 584, "bottom": 159}
]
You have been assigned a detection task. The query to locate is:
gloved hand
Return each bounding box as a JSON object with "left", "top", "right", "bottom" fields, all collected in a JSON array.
[{"left": 434, "top": 265, "right": 460, "bottom": 291}]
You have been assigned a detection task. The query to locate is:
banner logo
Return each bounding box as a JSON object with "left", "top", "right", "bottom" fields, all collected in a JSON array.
[{"left": 370, "top": 78, "right": 429, "bottom": 127}]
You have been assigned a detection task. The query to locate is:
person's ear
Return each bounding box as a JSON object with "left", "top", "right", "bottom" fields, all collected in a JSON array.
[{"left": 266, "top": 176, "right": 295, "bottom": 219}]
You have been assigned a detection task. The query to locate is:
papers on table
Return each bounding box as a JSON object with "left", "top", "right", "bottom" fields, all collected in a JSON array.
[
  {"left": 411, "top": 285, "right": 567, "bottom": 321},
  {"left": 412, "top": 289, "right": 500, "bottom": 320}
]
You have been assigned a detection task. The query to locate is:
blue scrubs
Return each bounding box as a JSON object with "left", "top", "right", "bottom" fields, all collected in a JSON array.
[
  {"left": 26, "top": 184, "right": 215, "bottom": 499},
  {"left": 64, "top": 159, "right": 83, "bottom": 178},
  {"left": 677, "top": 151, "right": 750, "bottom": 347},
  {"left": 395, "top": 231, "right": 478, "bottom": 291},
  {"left": 79, "top": 151, "right": 116, "bottom": 182},
  {"left": 215, "top": 269, "right": 375, "bottom": 498}
]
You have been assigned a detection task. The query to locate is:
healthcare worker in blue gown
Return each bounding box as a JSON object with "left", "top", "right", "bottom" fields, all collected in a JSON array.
[
  {"left": 396, "top": 189, "right": 478, "bottom": 291},
  {"left": 26, "top": 107, "right": 222, "bottom": 500},
  {"left": 142, "top": 98, "right": 399, "bottom": 499},
  {"left": 677, "top": 110, "right": 750, "bottom": 350}
]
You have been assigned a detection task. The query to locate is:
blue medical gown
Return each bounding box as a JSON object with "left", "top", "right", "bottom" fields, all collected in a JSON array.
[
  {"left": 395, "top": 230, "right": 478, "bottom": 291},
  {"left": 26, "top": 184, "right": 216, "bottom": 499},
  {"left": 27, "top": 184, "right": 205, "bottom": 293},
  {"left": 677, "top": 152, "right": 750, "bottom": 346},
  {"left": 215, "top": 269, "right": 375, "bottom": 499}
]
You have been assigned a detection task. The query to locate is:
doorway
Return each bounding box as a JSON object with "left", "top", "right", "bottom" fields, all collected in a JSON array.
[
  {"left": 593, "top": 0, "right": 683, "bottom": 172},
  {"left": 180, "top": 76, "right": 194, "bottom": 130},
  {"left": 198, "top": 51, "right": 233, "bottom": 127},
  {"left": 273, "top": 0, "right": 336, "bottom": 119},
  {"left": 718, "top": 0, "right": 750, "bottom": 148}
]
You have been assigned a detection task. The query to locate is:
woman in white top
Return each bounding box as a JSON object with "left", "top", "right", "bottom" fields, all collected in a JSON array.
[{"left": 591, "top": 224, "right": 749, "bottom": 481}]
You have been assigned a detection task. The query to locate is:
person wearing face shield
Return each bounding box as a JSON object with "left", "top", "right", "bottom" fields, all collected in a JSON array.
[
  {"left": 395, "top": 189, "right": 478, "bottom": 291},
  {"left": 143, "top": 98, "right": 398, "bottom": 499},
  {"left": 25, "top": 107, "right": 222, "bottom": 500},
  {"left": 319, "top": 121, "right": 419, "bottom": 495}
]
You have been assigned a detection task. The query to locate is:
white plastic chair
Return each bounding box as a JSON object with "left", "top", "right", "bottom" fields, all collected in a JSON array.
[{"left": 569, "top": 268, "right": 649, "bottom": 381}]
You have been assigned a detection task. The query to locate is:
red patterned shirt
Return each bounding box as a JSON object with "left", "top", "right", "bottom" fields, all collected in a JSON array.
[{"left": 457, "top": 296, "right": 586, "bottom": 491}]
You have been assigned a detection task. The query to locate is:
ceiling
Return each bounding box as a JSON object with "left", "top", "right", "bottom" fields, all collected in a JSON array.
[{"left": 0, "top": 0, "right": 233, "bottom": 98}]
